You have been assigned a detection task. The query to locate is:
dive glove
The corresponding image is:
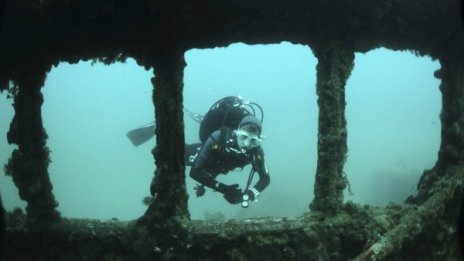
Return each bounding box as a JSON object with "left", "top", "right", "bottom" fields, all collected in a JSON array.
[
  {"left": 217, "top": 183, "right": 242, "bottom": 204},
  {"left": 194, "top": 184, "right": 206, "bottom": 197}
]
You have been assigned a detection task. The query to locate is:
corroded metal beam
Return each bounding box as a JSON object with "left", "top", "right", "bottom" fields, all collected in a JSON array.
[
  {"left": 436, "top": 59, "right": 464, "bottom": 169},
  {"left": 354, "top": 164, "right": 464, "bottom": 260},
  {"left": 135, "top": 48, "right": 190, "bottom": 259},
  {"left": 3, "top": 163, "right": 463, "bottom": 260},
  {"left": 0, "top": 0, "right": 462, "bottom": 89},
  {"left": 412, "top": 59, "right": 464, "bottom": 205},
  {"left": 0, "top": 0, "right": 463, "bottom": 259},
  {"left": 310, "top": 41, "right": 354, "bottom": 214},
  {"left": 4, "top": 63, "right": 61, "bottom": 225}
]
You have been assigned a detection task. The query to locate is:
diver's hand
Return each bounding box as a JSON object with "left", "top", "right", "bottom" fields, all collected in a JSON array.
[
  {"left": 217, "top": 183, "right": 242, "bottom": 204},
  {"left": 194, "top": 184, "right": 206, "bottom": 197},
  {"left": 224, "top": 192, "right": 242, "bottom": 204},
  {"left": 217, "top": 183, "right": 240, "bottom": 195}
]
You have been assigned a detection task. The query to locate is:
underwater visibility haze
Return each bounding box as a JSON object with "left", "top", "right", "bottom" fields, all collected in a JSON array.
[{"left": 0, "top": 43, "right": 440, "bottom": 221}]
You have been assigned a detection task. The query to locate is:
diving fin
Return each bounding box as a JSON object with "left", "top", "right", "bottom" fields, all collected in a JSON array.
[
  {"left": 126, "top": 122, "right": 156, "bottom": 147},
  {"left": 126, "top": 107, "right": 203, "bottom": 147},
  {"left": 184, "top": 107, "right": 204, "bottom": 123}
]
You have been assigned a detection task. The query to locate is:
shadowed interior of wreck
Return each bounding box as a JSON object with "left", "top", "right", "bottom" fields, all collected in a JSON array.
[{"left": 0, "top": 0, "right": 463, "bottom": 260}]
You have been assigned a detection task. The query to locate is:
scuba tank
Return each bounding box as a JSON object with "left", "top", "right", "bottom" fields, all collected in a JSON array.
[{"left": 199, "top": 96, "right": 264, "bottom": 143}]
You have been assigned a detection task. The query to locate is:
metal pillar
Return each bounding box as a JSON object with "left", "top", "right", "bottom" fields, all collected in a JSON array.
[
  {"left": 310, "top": 42, "right": 354, "bottom": 214},
  {"left": 5, "top": 63, "right": 60, "bottom": 225},
  {"left": 136, "top": 48, "right": 190, "bottom": 259},
  {"left": 436, "top": 59, "right": 464, "bottom": 169}
]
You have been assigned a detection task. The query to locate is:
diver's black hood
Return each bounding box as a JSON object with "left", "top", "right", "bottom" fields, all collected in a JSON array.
[{"left": 239, "top": 116, "right": 262, "bottom": 134}]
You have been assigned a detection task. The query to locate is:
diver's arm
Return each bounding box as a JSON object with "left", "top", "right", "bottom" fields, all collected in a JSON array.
[
  {"left": 189, "top": 131, "right": 229, "bottom": 192},
  {"left": 189, "top": 136, "right": 218, "bottom": 189},
  {"left": 190, "top": 168, "right": 219, "bottom": 190},
  {"left": 251, "top": 146, "right": 270, "bottom": 193}
]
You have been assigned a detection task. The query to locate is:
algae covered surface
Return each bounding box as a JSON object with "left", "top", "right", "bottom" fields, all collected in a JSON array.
[{"left": 1, "top": 0, "right": 463, "bottom": 260}]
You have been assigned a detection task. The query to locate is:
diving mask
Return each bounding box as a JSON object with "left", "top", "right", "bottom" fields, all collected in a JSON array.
[{"left": 236, "top": 129, "right": 262, "bottom": 149}]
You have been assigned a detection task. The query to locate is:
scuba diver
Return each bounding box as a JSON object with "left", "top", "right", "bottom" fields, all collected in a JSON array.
[
  {"left": 127, "top": 96, "right": 270, "bottom": 207},
  {"left": 186, "top": 96, "right": 270, "bottom": 206}
]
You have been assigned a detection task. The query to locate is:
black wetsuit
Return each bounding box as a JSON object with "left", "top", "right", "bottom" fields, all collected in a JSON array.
[{"left": 188, "top": 128, "right": 270, "bottom": 194}]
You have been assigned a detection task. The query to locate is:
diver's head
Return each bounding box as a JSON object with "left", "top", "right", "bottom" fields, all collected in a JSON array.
[{"left": 236, "top": 116, "right": 262, "bottom": 150}]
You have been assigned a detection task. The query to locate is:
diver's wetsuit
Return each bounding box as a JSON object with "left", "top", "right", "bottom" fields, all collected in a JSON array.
[{"left": 187, "top": 128, "right": 270, "bottom": 194}]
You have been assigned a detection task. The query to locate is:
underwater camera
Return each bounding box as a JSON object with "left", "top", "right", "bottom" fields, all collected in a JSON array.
[{"left": 241, "top": 194, "right": 250, "bottom": 208}]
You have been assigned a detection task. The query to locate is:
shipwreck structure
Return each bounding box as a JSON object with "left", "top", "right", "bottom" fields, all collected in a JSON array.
[{"left": 1, "top": 0, "right": 463, "bottom": 260}]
